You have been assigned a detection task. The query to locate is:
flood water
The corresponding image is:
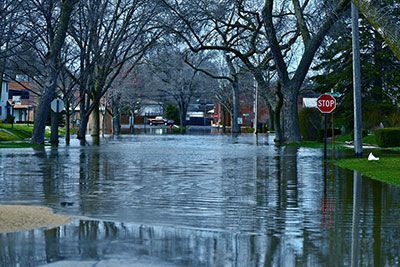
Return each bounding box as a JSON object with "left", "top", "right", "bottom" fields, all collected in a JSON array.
[{"left": 0, "top": 134, "right": 399, "bottom": 266}]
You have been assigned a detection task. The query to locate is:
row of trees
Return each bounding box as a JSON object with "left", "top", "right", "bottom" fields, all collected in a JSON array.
[{"left": 0, "top": 0, "right": 399, "bottom": 145}]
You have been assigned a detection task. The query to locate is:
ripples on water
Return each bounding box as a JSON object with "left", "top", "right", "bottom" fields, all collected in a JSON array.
[{"left": 0, "top": 134, "right": 400, "bottom": 266}]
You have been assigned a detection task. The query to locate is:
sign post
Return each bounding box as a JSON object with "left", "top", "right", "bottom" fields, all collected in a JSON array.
[
  {"left": 317, "top": 94, "right": 337, "bottom": 161},
  {"left": 50, "top": 98, "right": 65, "bottom": 146}
]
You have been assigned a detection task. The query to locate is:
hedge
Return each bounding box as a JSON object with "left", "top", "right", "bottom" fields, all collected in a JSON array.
[
  {"left": 374, "top": 128, "right": 400, "bottom": 147},
  {"left": 299, "top": 108, "right": 320, "bottom": 141}
]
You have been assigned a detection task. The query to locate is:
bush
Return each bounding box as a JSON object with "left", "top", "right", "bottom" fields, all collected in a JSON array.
[
  {"left": 318, "top": 128, "right": 342, "bottom": 141},
  {"left": 6, "top": 114, "right": 14, "bottom": 124},
  {"left": 165, "top": 104, "right": 180, "bottom": 125},
  {"left": 242, "top": 127, "right": 255, "bottom": 133},
  {"left": 299, "top": 108, "right": 320, "bottom": 141},
  {"left": 374, "top": 128, "right": 400, "bottom": 147}
]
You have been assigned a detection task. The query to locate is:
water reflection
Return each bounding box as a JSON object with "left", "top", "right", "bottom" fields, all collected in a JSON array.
[
  {"left": 351, "top": 171, "right": 362, "bottom": 267},
  {"left": 0, "top": 135, "right": 399, "bottom": 266}
]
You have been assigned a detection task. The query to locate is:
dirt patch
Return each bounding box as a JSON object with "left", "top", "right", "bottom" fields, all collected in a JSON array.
[{"left": 0, "top": 205, "right": 71, "bottom": 233}]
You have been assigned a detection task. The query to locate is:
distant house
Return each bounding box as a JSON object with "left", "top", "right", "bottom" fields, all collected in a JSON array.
[
  {"left": 0, "top": 78, "right": 10, "bottom": 121},
  {"left": 139, "top": 100, "right": 164, "bottom": 117},
  {"left": 213, "top": 97, "right": 269, "bottom": 128},
  {"left": 8, "top": 78, "right": 38, "bottom": 123},
  {"left": 186, "top": 102, "right": 214, "bottom": 126}
]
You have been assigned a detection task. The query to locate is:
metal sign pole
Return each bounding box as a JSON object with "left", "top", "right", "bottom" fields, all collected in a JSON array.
[
  {"left": 324, "top": 113, "right": 327, "bottom": 161},
  {"left": 332, "top": 112, "right": 335, "bottom": 159}
]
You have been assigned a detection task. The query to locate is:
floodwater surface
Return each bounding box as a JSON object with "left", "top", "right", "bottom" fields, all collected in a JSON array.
[{"left": 0, "top": 134, "right": 399, "bottom": 266}]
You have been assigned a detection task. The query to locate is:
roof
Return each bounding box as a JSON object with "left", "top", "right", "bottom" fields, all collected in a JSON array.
[
  {"left": 303, "top": 98, "right": 317, "bottom": 108},
  {"left": 8, "top": 99, "right": 34, "bottom": 109},
  {"left": 13, "top": 104, "right": 32, "bottom": 109},
  {"left": 8, "top": 81, "right": 33, "bottom": 91}
]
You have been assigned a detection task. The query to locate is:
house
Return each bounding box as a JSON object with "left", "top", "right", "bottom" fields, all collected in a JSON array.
[
  {"left": 139, "top": 100, "right": 164, "bottom": 117},
  {"left": 8, "top": 78, "right": 38, "bottom": 123},
  {"left": 133, "top": 99, "right": 164, "bottom": 124},
  {"left": 0, "top": 78, "right": 10, "bottom": 121},
  {"left": 185, "top": 102, "right": 214, "bottom": 126},
  {"left": 213, "top": 97, "right": 270, "bottom": 129}
]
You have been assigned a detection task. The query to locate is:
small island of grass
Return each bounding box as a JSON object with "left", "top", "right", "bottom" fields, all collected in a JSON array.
[{"left": 336, "top": 157, "right": 400, "bottom": 186}]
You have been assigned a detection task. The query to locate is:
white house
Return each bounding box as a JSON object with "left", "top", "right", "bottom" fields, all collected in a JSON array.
[
  {"left": 0, "top": 78, "right": 9, "bottom": 121},
  {"left": 139, "top": 100, "right": 163, "bottom": 117}
]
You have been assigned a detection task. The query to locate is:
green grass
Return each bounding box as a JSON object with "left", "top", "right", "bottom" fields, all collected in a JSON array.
[
  {"left": 334, "top": 133, "right": 377, "bottom": 145},
  {"left": 363, "top": 134, "right": 377, "bottom": 145},
  {"left": 336, "top": 157, "right": 400, "bottom": 185},
  {"left": 0, "top": 123, "right": 65, "bottom": 146},
  {"left": 0, "top": 142, "right": 43, "bottom": 148},
  {"left": 0, "top": 124, "right": 33, "bottom": 141},
  {"left": 290, "top": 133, "right": 378, "bottom": 149}
]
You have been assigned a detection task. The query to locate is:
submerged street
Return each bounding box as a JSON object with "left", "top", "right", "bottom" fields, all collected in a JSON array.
[{"left": 0, "top": 134, "right": 399, "bottom": 266}]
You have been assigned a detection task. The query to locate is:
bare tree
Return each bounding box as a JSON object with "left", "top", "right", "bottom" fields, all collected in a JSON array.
[
  {"left": 0, "top": 0, "right": 25, "bottom": 84},
  {"left": 107, "top": 65, "right": 144, "bottom": 135},
  {"left": 159, "top": 0, "right": 284, "bottom": 140},
  {"left": 262, "top": 0, "right": 350, "bottom": 142},
  {"left": 185, "top": 52, "right": 243, "bottom": 134},
  {"left": 68, "top": 0, "right": 162, "bottom": 145},
  {"left": 146, "top": 47, "right": 217, "bottom": 129},
  {"left": 31, "top": 0, "right": 78, "bottom": 144},
  {"left": 160, "top": 0, "right": 353, "bottom": 142}
]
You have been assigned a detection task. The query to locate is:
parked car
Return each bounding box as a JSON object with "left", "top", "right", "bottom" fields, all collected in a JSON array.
[{"left": 148, "top": 116, "right": 174, "bottom": 126}]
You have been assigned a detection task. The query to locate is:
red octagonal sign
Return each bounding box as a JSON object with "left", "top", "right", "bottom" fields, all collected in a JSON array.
[{"left": 317, "top": 94, "right": 336, "bottom": 113}]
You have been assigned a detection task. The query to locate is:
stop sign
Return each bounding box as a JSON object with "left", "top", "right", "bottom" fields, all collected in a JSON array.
[{"left": 317, "top": 94, "right": 336, "bottom": 113}]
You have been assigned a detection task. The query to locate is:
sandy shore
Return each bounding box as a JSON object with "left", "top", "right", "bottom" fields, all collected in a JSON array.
[{"left": 0, "top": 205, "right": 71, "bottom": 233}]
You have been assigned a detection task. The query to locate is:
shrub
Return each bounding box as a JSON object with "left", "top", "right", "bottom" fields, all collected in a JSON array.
[
  {"left": 242, "top": 127, "right": 255, "bottom": 133},
  {"left": 6, "top": 114, "right": 14, "bottom": 124},
  {"left": 299, "top": 108, "right": 320, "bottom": 141},
  {"left": 374, "top": 128, "right": 400, "bottom": 147}
]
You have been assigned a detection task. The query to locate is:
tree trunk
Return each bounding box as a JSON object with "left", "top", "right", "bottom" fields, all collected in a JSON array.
[
  {"left": 101, "top": 110, "right": 107, "bottom": 138},
  {"left": 231, "top": 81, "right": 240, "bottom": 134},
  {"left": 78, "top": 113, "right": 89, "bottom": 146},
  {"left": 372, "top": 30, "right": 383, "bottom": 103},
  {"left": 31, "top": 0, "right": 77, "bottom": 145},
  {"left": 112, "top": 105, "right": 121, "bottom": 135},
  {"left": 281, "top": 88, "right": 300, "bottom": 143},
  {"left": 178, "top": 100, "right": 188, "bottom": 132},
  {"left": 222, "top": 107, "right": 227, "bottom": 133},
  {"left": 266, "top": 102, "right": 275, "bottom": 131},
  {"left": 65, "top": 110, "right": 70, "bottom": 145},
  {"left": 50, "top": 111, "right": 59, "bottom": 146},
  {"left": 32, "top": 67, "right": 58, "bottom": 144},
  {"left": 179, "top": 110, "right": 186, "bottom": 132},
  {"left": 90, "top": 101, "right": 100, "bottom": 145},
  {"left": 274, "top": 88, "right": 284, "bottom": 143}
]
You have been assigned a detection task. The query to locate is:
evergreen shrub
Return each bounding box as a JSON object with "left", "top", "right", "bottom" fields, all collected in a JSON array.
[{"left": 374, "top": 128, "right": 400, "bottom": 147}]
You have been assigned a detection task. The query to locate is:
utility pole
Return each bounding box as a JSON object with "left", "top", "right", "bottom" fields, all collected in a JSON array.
[
  {"left": 352, "top": 3, "right": 363, "bottom": 157},
  {"left": 253, "top": 80, "right": 258, "bottom": 135}
]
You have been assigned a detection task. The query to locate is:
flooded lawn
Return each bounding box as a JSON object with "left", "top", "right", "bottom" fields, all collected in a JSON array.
[{"left": 0, "top": 134, "right": 399, "bottom": 266}]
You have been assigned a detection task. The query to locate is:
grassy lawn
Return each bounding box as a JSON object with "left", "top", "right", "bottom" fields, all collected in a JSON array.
[
  {"left": 0, "top": 124, "right": 33, "bottom": 141},
  {"left": 335, "top": 133, "right": 377, "bottom": 145},
  {"left": 289, "top": 133, "right": 378, "bottom": 149},
  {"left": 0, "top": 123, "right": 72, "bottom": 147},
  {"left": 0, "top": 142, "right": 43, "bottom": 149},
  {"left": 336, "top": 157, "right": 400, "bottom": 185}
]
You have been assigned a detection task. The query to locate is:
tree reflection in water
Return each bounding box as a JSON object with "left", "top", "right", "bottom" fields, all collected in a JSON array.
[{"left": 0, "top": 135, "right": 399, "bottom": 266}]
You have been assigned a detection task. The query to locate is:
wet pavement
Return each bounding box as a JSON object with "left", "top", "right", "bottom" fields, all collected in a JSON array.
[{"left": 0, "top": 134, "right": 400, "bottom": 266}]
